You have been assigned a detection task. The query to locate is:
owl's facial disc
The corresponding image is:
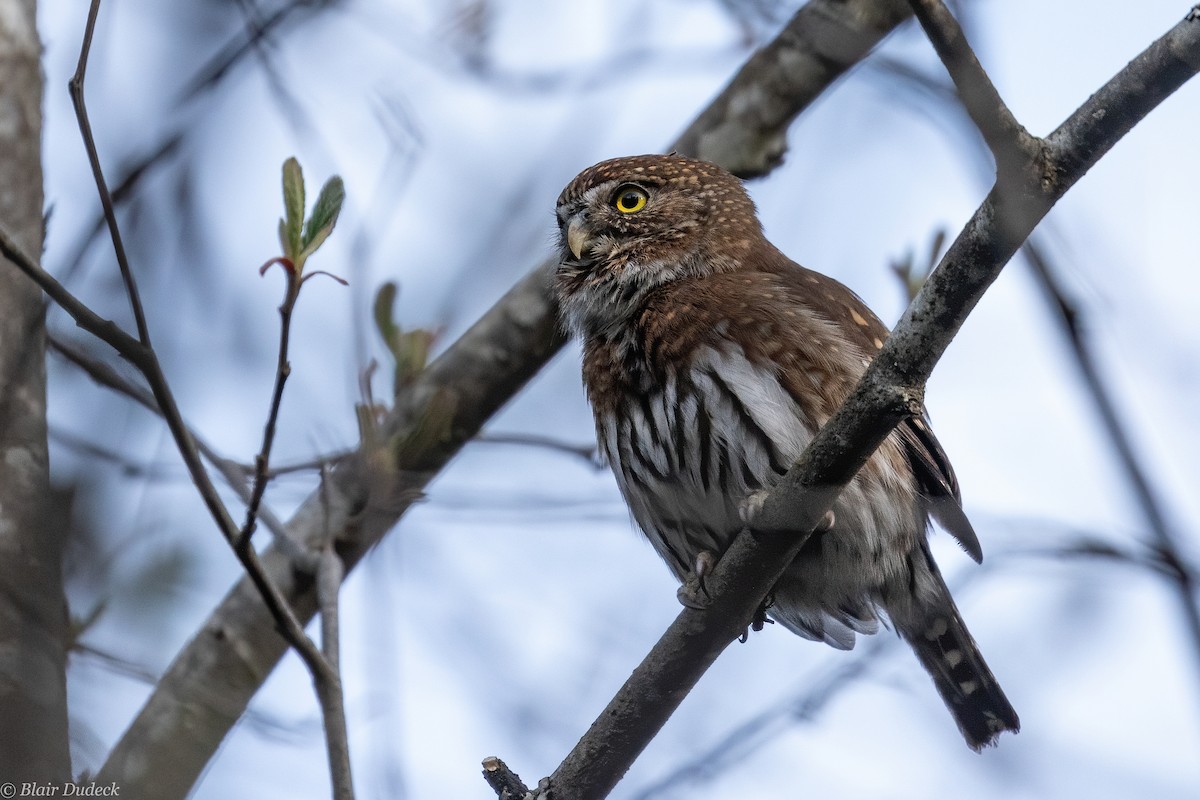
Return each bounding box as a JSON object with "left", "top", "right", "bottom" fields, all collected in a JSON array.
[{"left": 556, "top": 179, "right": 672, "bottom": 272}]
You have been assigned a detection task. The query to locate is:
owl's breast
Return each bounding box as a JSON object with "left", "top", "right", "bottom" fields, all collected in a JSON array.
[{"left": 588, "top": 341, "right": 813, "bottom": 579}]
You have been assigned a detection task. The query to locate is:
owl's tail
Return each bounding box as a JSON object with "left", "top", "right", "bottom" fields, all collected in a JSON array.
[{"left": 892, "top": 544, "right": 1020, "bottom": 751}]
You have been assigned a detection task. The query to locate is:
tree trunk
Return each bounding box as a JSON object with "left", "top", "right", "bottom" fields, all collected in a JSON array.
[{"left": 0, "top": 0, "right": 71, "bottom": 782}]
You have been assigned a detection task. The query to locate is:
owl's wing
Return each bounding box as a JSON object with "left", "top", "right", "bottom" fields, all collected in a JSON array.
[
  {"left": 775, "top": 262, "right": 984, "bottom": 563},
  {"left": 898, "top": 416, "right": 982, "bottom": 562}
]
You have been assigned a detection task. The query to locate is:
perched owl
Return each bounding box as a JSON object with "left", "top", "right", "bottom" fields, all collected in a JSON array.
[{"left": 553, "top": 153, "right": 1019, "bottom": 750}]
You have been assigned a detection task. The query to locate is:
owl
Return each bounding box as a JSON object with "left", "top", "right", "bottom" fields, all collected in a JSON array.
[{"left": 553, "top": 153, "right": 1018, "bottom": 750}]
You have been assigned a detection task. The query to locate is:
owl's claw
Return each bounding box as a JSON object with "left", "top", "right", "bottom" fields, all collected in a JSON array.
[
  {"left": 739, "top": 592, "right": 776, "bottom": 642},
  {"left": 676, "top": 550, "right": 718, "bottom": 609},
  {"left": 739, "top": 489, "right": 771, "bottom": 526},
  {"left": 741, "top": 492, "right": 834, "bottom": 536}
]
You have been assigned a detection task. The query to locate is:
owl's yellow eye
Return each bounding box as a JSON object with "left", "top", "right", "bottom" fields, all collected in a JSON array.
[{"left": 613, "top": 185, "right": 648, "bottom": 214}]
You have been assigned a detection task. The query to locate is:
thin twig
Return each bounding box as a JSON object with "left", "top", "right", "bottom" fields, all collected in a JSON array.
[
  {"left": 1022, "top": 239, "right": 1200, "bottom": 681},
  {"left": 907, "top": 0, "right": 1038, "bottom": 170},
  {"left": 474, "top": 432, "right": 600, "bottom": 466},
  {"left": 317, "top": 543, "right": 355, "bottom": 800},
  {"left": 50, "top": 425, "right": 177, "bottom": 481},
  {"left": 178, "top": 2, "right": 317, "bottom": 102},
  {"left": 68, "top": 0, "right": 152, "bottom": 347},
  {"left": 261, "top": 450, "right": 354, "bottom": 478},
  {"left": 481, "top": 757, "right": 533, "bottom": 800},
  {"left": 47, "top": 334, "right": 303, "bottom": 553},
  {"left": 240, "top": 271, "right": 301, "bottom": 548}
]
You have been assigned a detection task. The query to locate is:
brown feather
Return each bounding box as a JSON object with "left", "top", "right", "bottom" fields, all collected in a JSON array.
[{"left": 555, "top": 153, "right": 1015, "bottom": 749}]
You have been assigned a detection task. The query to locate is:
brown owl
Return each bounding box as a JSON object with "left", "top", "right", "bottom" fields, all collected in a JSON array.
[{"left": 553, "top": 153, "right": 1018, "bottom": 750}]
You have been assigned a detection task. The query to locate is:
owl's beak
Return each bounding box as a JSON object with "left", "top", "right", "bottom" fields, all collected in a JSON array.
[{"left": 566, "top": 217, "right": 592, "bottom": 261}]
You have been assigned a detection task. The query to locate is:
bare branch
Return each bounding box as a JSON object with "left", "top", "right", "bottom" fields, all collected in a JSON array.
[
  {"left": 907, "top": 0, "right": 1037, "bottom": 168},
  {"left": 48, "top": 335, "right": 302, "bottom": 552},
  {"left": 49, "top": 425, "right": 176, "bottom": 481},
  {"left": 474, "top": 432, "right": 599, "bottom": 466},
  {"left": 239, "top": 269, "right": 302, "bottom": 548},
  {"left": 672, "top": 0, "right": 914, "bottom": 176},
  {"left": 68, "top": 0, "right": 152, "bottom": 347},
  {"left": 1023, "top": 239, "right": 1200, "bottom": 682},
  {"left": 482, "top": 757, "right": 533, "bottom": 800},
  {"left": 545, "top": 13, "right": 1200, "bottom": 799},
  {"left": 317, "top": 543, "right": 355, "bottom": 800}
]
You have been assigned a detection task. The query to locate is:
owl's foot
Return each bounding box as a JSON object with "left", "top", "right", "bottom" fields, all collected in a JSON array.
[
  {"left": 740, "top": 493, "right": 835, "bottom": 536},
  {"left": 676, "top": 550, "right": 718, "bottom": 609},
  {"left": 739, "top": 592, "right": 776, "bottom": 642},
  {"left": 738, "top": 489, "right": 770, "bottom": 526}
]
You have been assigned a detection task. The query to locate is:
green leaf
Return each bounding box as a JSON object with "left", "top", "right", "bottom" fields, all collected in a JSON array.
[
  {"left": 393, "top": 329, "right": 434, "bottom": 395},
  {"left": 295, "top": 225, "right": 334, "bottom": 269},
  {"left": 374, "top": 282, "right": 400, "bottom": 351},
  {"left": 282, "top": 158, "right": 305, "bottom": 259},
  {"left": 303, "top": 175, "right": 345, "bottom": 251}
]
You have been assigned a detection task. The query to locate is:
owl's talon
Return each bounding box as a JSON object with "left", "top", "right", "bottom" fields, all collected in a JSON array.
[
  {"left": 739, "top": 489, "right": 771, "bottom": 526},
  {"left": 676, "top": 550, "right": 718, "bottom": 609},
  {"left": 739, "top": 592, "right": 776, "bottom": 642}
]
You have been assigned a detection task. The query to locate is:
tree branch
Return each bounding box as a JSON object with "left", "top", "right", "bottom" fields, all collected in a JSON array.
[
  {"left": 481, "top": 757, "right": 533, "bottom": 800},
  {"left": 673, "top": 0, "right": 913, "bottom": 177},
  {"left": 47, "top": 333, "right": 304, "bottom": 556},
  {"left": 69, "top": 0, "right": 152, "bottom": 347},
  {"left": 907, "top": 0, "right": 1037, "bottom": 169},
  {"left": 1022, "top": 240, "right": 1200, "bottom": 687},
  {"left": 239, "top": 269, "right": 301, "bottom": 549},
  {"left": 543, "top": 11, "right": 1200, "bottom": 799},
  {"left": 316, "top": 542, "right": 354, "bottom": 800},
  {"left": 0, "top": 0, "right": 71, "bottom": 778}
]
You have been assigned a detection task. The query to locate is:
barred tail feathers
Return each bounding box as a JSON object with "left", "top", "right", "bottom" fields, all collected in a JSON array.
[{"left": 894, "top": 548, "right": 1019, "bottom": 750}]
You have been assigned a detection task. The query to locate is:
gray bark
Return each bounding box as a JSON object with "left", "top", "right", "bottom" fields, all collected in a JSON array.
[{"left": 0, "top": 0, "right": 71, "bottom": 783}]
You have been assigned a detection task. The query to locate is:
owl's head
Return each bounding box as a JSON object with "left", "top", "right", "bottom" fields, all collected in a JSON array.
[{"left": 554, "top": 154, "right": 763, "bottom": 340}]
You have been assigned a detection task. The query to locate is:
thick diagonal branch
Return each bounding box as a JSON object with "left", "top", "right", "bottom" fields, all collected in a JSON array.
[{"left": 675, "top": 0, "right": 913, "bottom": 176}]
